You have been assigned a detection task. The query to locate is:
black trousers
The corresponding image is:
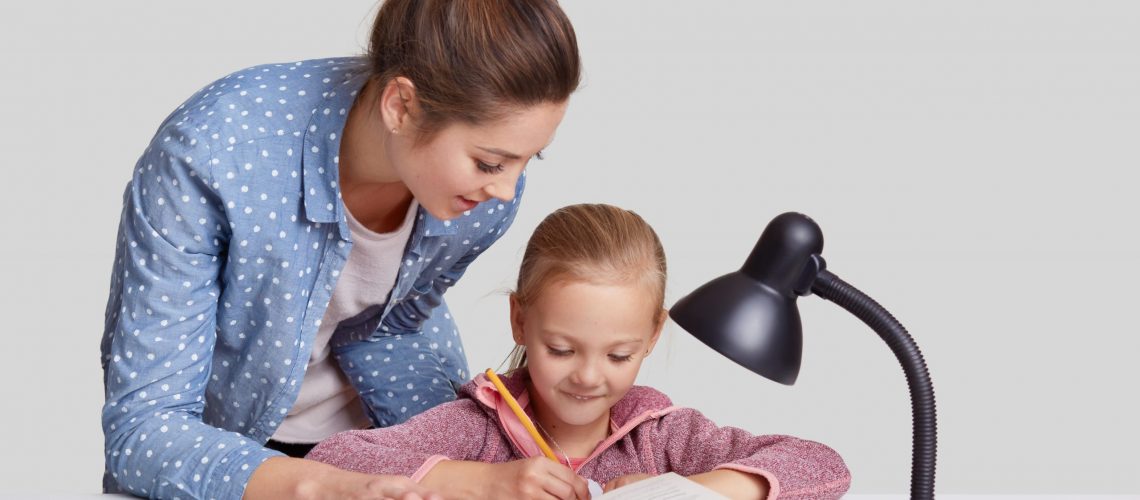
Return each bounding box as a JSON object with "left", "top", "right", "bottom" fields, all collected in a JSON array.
[{"left": 266, "top": 439, "right": 317, "bottom": 458}]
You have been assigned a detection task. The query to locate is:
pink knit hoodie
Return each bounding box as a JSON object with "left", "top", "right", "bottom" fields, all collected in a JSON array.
[{"left": 307, "top": 370, "right": 851, "bottom": 499}]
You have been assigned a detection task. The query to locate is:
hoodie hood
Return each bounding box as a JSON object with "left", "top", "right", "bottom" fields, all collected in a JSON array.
[{"left": 460, "top": 369, "right": 678, "bottom": 467}]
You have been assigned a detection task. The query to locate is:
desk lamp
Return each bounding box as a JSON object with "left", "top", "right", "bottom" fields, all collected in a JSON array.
[{"left": 669, "top": 212, "right": 936, "bottom": 499}]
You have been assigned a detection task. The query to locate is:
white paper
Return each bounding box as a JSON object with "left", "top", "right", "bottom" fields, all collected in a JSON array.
[
  {"left": 597, "top": 472, "right": 730, "bottom": 499},
  {"left": 588, "top": 479, "right": 604, "bottom": 498}
]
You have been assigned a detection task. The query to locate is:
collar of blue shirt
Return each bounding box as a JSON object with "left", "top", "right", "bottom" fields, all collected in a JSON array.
[{"left": 299, "top": 61, "right": 459, "bottom": 248}]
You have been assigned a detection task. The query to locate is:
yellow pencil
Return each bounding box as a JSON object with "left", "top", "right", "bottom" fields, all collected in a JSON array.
[{"left": 484, "top": 368, "right": 559, "bottom": 462}]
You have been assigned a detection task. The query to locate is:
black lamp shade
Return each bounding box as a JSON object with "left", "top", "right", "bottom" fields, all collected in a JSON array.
[
  {"left": 670, "top": 272, "right": 803, "bottom": 384},
  {"left": 669, "top": 212, "right": 825, "bottom": 386}
]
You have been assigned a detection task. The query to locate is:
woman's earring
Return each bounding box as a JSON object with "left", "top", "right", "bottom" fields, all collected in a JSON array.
[{"left": 391, "top": 127, "right": 398, "bottom": 134}]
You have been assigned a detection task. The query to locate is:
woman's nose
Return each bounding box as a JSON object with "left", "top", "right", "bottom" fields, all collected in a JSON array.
[{"left": 482, "top": 171, "right": 519, "bottom": 203}]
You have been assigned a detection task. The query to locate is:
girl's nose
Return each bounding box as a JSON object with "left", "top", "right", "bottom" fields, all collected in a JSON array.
[{"left": 570, "top": 359, "right": 602, "bottom": 387}]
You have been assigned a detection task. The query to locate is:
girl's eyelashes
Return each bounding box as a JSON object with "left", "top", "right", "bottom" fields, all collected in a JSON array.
[
  {"left": 476, "top": 160, "right": 504, "bottom": 174},
  {"left": 545, "top": 346, "right": 635, "bottom": 363},
  {"left": 534, "top": 150, "right": 545, "bottom": 161}
]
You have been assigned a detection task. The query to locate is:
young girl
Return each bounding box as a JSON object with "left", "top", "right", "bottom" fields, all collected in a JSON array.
[
  {"left": 307, "top": 204, "right": 851, "bottom": 499},
  {"left": 100, "top": 1, "right": 579, "bottom": 498}
]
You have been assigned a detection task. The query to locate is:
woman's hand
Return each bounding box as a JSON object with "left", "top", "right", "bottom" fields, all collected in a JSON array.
[
  {"left": 422, "top": 457, "right": 590, "bottom": 500},
  {"left": 601, "top": 473, "right": 654, "bottom": 493},
  {"left": 244, "top": 457, "right": 442, "bottom": 500}
]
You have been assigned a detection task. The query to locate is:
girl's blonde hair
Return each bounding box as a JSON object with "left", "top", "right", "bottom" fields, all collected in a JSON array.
[{"left": 508, "top": 204, "right": 666, "bottom": 369}]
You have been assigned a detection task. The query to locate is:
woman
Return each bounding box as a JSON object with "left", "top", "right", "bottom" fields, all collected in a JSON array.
[{"left": 100, "top": 1, "right": 580, "bottom": 498}]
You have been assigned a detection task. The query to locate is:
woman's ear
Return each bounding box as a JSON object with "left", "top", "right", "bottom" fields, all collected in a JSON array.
[
  {"left": 645, "top": 307, "right": 667, "bottom": 356},
  {"left": 509, "top": 293, "right": 526, "bottom": 346},
  {"left": 379, "top": 76, "right": 419, "bottom": 134}
]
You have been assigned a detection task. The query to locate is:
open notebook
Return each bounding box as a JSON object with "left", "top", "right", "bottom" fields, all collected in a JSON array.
[{"left": 596, "top": 472, "right": 730, "bottom": 499}]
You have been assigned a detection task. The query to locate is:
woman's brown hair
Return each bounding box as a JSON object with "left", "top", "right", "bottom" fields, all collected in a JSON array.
[
  {"left": 508, "top": 204, "right": 667, "bottom": 369},
  {"left": 368, "top": 0, "right": 580, "bottom": 143}
]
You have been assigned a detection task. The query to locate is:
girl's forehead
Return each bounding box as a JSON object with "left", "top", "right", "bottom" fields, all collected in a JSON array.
[
  {"left": 529, "top": 279, "right": 660, "bottom": 318},
  {"left": 540, "top": 329, "right": 646, "bottom": 348}
]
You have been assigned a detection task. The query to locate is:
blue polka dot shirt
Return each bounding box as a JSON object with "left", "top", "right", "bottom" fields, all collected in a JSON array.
[{"left": 100, "top": 58, "right": 525, "bottom": 499}]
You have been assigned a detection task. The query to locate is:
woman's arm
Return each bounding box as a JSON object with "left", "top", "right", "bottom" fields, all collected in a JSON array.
[
  {"left": 382, "top": 170, "right": 528, "bottom": 334},
  {"left": 245, "top": 457, "right": 439, "bottom": 500},
  {"left": 333, "top": 173, "right": 529, "bottom": 428},
  {"left": 101, "top": 118, "right": 279, "bottom": 499}
]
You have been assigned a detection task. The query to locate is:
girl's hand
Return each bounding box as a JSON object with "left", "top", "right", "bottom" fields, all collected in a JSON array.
[
  {"left": 420, "top": 457, "right": 589, "bottom": 499},
  {"left": 601, "top": 473, "right": 655, "bottom": 492},
  {"left": 483, "top": 457, "right": 591, "bottom": 500}
]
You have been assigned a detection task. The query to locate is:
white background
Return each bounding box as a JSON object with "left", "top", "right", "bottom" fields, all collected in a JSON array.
[{"left": 1, "top": 0, "right": 1137, "bottom": 496}]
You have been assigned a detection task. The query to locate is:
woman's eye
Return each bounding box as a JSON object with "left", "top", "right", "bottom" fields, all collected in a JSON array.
[
  {"left": 547, "top": 347, "right": 572, "bottom": 357},
  {"left": 609, "top": 354, "right": 633, "bottom": 363},
  {"left": 477, "top": 161, "right": 504, "bottom": 174}
]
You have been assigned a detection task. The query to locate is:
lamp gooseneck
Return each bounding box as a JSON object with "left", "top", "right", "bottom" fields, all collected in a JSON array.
[{"left": 810, "top": 270, "right": 937, "bottom": 500}]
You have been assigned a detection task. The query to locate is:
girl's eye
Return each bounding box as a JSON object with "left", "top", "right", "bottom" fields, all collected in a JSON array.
[
  {"left": 609, "top": 354, "right": 633, "bottom": 363},
  {"left": 547, "top": 347, "right": 572, "bottom": 357},
  {"left": 477, "top": 161, "right": 504, "bottom": 174}
]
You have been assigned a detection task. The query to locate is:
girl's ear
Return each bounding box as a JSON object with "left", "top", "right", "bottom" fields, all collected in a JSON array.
[
  {"left": 645, "top": 307, "right": 667, "bottom": 356},
  {"left": 379, "top": 76, "right": 420, "bottom": 133},
  {"left": 509, "top": 293, "right": 526, "bottom": 346}
]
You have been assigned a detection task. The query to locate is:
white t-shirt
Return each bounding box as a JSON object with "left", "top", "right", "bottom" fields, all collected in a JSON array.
[{"left": 271, "top": 200, "right": 419, "bottom": 443}]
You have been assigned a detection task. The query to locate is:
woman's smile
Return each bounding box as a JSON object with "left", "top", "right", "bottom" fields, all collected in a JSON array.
[{"left": 454, "top": 195, "right": 480, "bottom": 213}]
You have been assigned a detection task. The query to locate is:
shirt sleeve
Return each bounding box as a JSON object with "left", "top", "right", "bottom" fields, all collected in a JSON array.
[
  {"left": 379, "top": 171, "right": 527, "bottom": 337},
  {"left": 305, "top": 398, "right": 496, "bottom": 481},
  {"left": 101, "top": 119, "right": 281, "bottom": 499},
  {"left": 652, "top": 408, "right": 851, "bottom": 500},
  {"left": 332, "top": 174, "right": 527, "bottom": 426}
]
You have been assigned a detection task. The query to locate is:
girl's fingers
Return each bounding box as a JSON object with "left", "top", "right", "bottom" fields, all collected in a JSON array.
[{"left": 549, "top": 468, "right": 590, "bottom": 500}]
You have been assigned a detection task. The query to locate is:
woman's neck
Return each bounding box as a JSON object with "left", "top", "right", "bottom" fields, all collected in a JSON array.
[{"left": 338, "top": 79, "right": 412, "bottom": 233}]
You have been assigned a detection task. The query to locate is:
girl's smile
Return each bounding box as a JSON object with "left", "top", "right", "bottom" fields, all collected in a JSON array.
[{"left": 511, "top": 279, "right": 665, "bottom": 448}]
